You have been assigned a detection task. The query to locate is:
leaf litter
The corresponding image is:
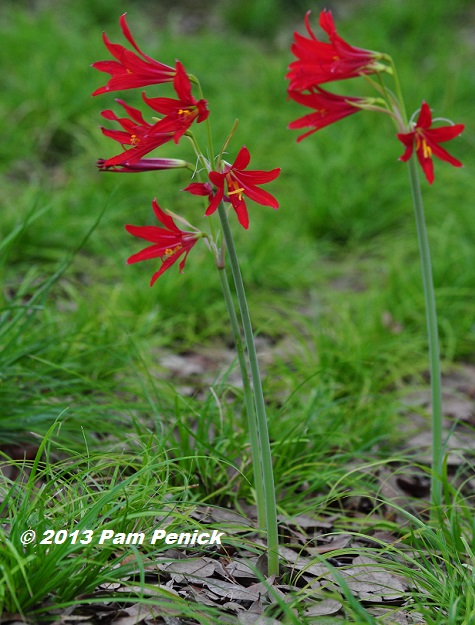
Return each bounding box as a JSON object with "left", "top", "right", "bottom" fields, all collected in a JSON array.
[
  {"left": 2, "top": 505, "right": 425, "bottom": 625},
  {"left": 2, "top": 364, "right": 474, "bottom": 623}
]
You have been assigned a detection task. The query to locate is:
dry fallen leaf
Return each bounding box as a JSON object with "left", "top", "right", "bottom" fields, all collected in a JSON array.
[
  {"left": 338, "top": 555, "right": 407, "bottom": 603},
  {"left": 304, "top": 598, "right": 343, "bottom": 616}
]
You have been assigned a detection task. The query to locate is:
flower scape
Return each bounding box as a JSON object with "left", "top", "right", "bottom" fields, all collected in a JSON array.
[
  {"left": 287, "top": 10, "right": 464, "bottom": 184},
  {"left": 93, "top": 12, "right": 280, "bottom": 286},
  {"left": 93, "top": 13, "right": 283, "bottom": 578}
]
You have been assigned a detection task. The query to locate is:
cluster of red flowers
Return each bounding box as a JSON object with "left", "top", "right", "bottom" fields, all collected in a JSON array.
[
  {"left": 94, "top": 11, "right": 464, "bottom": 286},
  {"left": 286, "top": 10, "right": 383, "bottom": 141},
  {"left": 93, "top": 14, "right": 280, "bottom": 283},
  {"left": 287, "top": 10, "right": 464, "bottom": 184}
]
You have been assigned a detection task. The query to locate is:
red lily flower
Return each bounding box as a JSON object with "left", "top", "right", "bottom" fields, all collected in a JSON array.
[
  {"left": 125, "top": 199, "right": 200, "bottom": 285},
  {"left": 288, "top": 88, "right": 368, "bottom": 141},
  {"left": 287, "top": 10, "right": 383, "bottom": 91},
  {"left": 185, "top": 147, "right": 280, "bottom": 230},
  {"left": 142, "top": 61, "right": 209, "bottom": 143},
  {"left": 92, "top": 14, "right": 176, "bottom": 95},
  {"left": 99, "top": 99, "right": 174, "bottom": 167},
  {"left": 97, "top": 157, "right": 189, "bottom": 172},
  {"left": 397, "top": 102, "right": 464, "bottom": 184}
]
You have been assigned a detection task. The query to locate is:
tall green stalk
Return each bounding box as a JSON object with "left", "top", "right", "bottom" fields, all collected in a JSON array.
[
  {"left": 216, "top": 266, "right": 266, "bottom": 528},
  {"left": 407, "top": 156, "right": 443, "bottom": 517},
  {"left": 217, "top": 202, "right": 279, "bottom": 576},
  {"left": 196, "top": 75, "right": 278, "bottom": 569}
]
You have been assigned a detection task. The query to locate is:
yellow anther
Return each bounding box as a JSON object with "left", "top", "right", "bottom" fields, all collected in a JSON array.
[
  {"left": 422, "top": 139, "right": 432, "bottom": 159},
  {"left": 228, "top": 186, "right": 244, "bottom": 200},
  {"left": 416, "top": 134, "right": 432, "bottom": 159},
  {"left": 163, "top": 244, "right": 182, "bottom": 258},
  {"left": 178, "top": 108, "right": 192, "bottom": 116},
  {"left": 130, "top": 134, "right": 140, "bottom": 146}
]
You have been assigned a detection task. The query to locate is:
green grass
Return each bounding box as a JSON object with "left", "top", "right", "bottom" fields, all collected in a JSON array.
[{"left": 1, "top": 0, "right": 475, "bottom": 621}]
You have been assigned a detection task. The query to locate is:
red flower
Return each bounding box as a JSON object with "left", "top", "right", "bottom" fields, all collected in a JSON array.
[
  {"left": 125, "top": 199, "right": 200, "bottom": 285},
  {"left": 92, "top": 14, "right": 176, "bottom": 95},
  {"left": 99, "top": 99, "right": 174, "bottom": 167},
  {"left": 288, "top": 88, "right": 368, "bottom": 141},
  {"left": 397, "top": 102, "right": 464, "bottom": 184},
  {"left": 142, "top": 61, "right": 209, "bottom": 143},
  {"left": 287, "top": 10, "right": 383, "bottom": 92},
  {"left": 97, "top": 157, "right": 189, "bottom": 172},
  {"left": 185, "top": 147, "right": 280, "bottom": 230}
]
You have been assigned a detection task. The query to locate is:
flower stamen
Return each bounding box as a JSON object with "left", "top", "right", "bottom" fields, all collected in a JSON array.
[
  {"left": 227, "top": 186, "right": 245, "bottom": 200},
  {"left": 164, "top": 244, "right": 183, "bottom": 258}
]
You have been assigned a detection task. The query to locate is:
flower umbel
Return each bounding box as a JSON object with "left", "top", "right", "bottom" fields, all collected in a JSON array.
[
  {"left": 185, "top": 146, "right": 280, "bottom": 230},
  {"left": 99, "top": 99, "right": 174, "bottom": 166},
  {"left": 397, "top": 102, "right": 464, "bottom": 184},
  {"left": 92, "top": 14, "right": 176, "bottom": 95},
  {"left": 125, "top": 199, "right": 201, "bottom": 285},
  {"left": 143, "top": 61, "right": 209, "bottom": 143},
  {"left": 288, "top": 88, "right": 373, "bottom": 141},
  {"left": 287, "top": 10, "right": 385, "bottom": 92}
]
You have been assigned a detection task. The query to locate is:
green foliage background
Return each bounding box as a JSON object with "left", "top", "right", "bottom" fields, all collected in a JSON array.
[
  {"left": 1, "top": 0, "right": 475, "bottom": 619},
  {"left": 1, "top": 0, "right": 473, "bottom": 467}
]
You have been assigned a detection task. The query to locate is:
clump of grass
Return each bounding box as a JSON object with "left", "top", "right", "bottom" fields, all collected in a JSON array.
[{"left": 0, "top": 426, "right": 204, "bottom": 616}]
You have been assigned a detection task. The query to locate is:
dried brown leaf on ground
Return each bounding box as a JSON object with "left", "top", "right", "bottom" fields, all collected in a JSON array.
[{"left": 334, "top": 555, "right": 407, "bottom": 603}]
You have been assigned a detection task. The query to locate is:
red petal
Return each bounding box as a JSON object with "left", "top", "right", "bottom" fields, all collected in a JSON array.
[
  {"left": 102, "top": 33, "right": 127, "bottom": 63},
  {"left": 237, "top": 167, "right": 281, "bottom": 185},
  {"left": 396, "top": 131, "right": 415, "bottom": 148},
  {"left": 425, "top": 123, "right": 465, "bottom": 143},
  {"left": 240, "top": 182, "right": 279, "bottom": 209},
  {"left": 416, "top": 151, "right": 435, "bottom": 185},
  {"left": 150, "top": 251, "right": 184, "bottom": 285},
  {"left": 125, "top": 224, "right": 179, "bottom": 244},
  {"left": 151, "top": 199, "right": 182, "bottom": 233},
  {"left": 416, "top": 102, "right": 433, "bottom": 129},
  {"left": 209, "top": 171, "right": 225, "bottom": 187},
  {"left": 143, "top": 94, "right": 179, "bottom": 115},
  {"left": 204, "top": 187, "right": 223, "bottom": 216},
  {"left": 319, "top": 9, "right": 335, "bottom": 39},
  {"left": 229, "top": 198, "right": 249, "bottom": 229},
  {"left": 184, "top": 182, "right": 213, "bottom": 197},
  {"left": 397, "top": 143, "right": 414, "bottom": 162},
  {"left": 116, "top": 99, "right": 148, "bottom": 125},
  {"left": 426, "top": 141, "right": 463, "bottom": 168},
  {"left": 92, "top": 60, "right": 124, "bottom": 74},
  {"left": 232, "top": 146, "right": 251, "bottom": 171},
  {"left": 100, "top": 127, "right": 132, "bottom": 143},
  {"left": 173, "top": 61, "right": 193, "bottom": 103},
  {"left": 127, "top": 244, "right": 164, "bottom": 264},
  {"left": 120, "top": 13, "right": 146, "bottom": 58}
]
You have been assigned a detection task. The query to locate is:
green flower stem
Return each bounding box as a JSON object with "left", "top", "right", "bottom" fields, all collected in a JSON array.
[
  {"left": 407, "top": 156, "right": 443, "bottom": 518},
  {"left": 193, "top": 76, "right": 215, "bottom": 165},
  {"left": 217, "top": 202, "right": 279, "bottom": 576},
  {"left": 216, "top": 264, "right": 266, "bottom": 528},
  {"left": 386, "top": 55, "right": 408, "bottom": 126}
]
